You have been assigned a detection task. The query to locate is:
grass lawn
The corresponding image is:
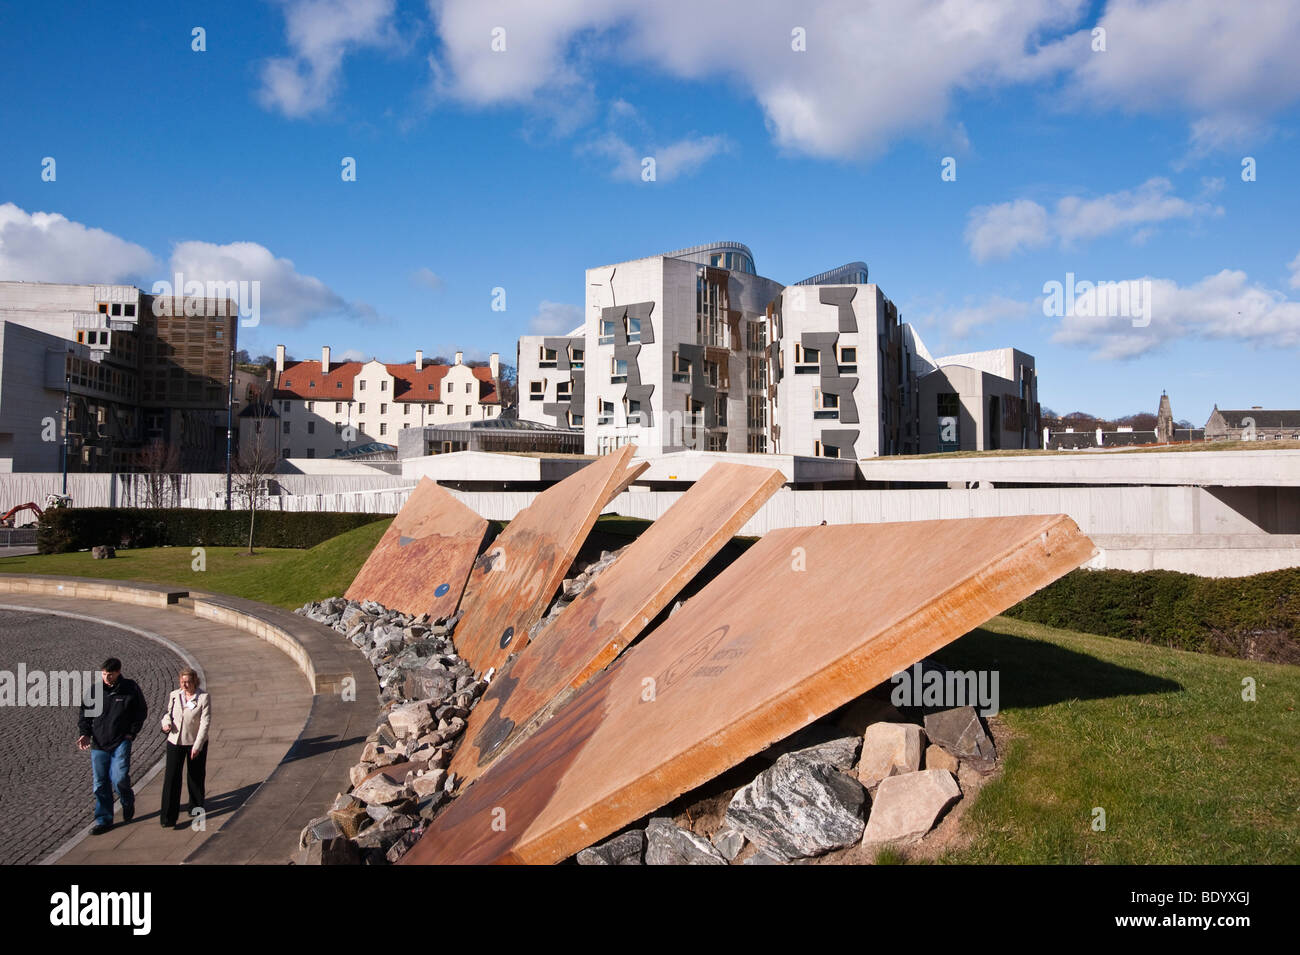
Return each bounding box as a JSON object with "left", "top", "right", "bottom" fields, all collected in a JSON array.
[
  {"left": 4, "top": 518, "right": 1295, "bottom": 863},
  {"left": 932, "top": 615, "right": 1299, "bottom": 864},
  {"left": 0, "top": 518, "right": 392, "bottom": 609}
]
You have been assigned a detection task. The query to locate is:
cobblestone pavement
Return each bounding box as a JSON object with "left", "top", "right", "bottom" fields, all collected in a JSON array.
[{"left": 0, "top": 608, "right": 184, "bottom": 865}]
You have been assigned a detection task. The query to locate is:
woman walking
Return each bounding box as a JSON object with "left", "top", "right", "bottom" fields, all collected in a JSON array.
[{"left": 159, "top": 667, "right": 210, "bottom": 828}]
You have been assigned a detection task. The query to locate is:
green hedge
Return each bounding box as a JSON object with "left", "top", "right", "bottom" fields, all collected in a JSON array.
[
  {"left": 1006, "top": 567, "right": 1300, "bottom": 663},
  {"left": 37, "top": 508, "right": 389, "bottom": 554}
]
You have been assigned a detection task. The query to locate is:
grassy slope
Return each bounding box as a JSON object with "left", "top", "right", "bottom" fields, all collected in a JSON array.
[
  {"left": 0, "top": 518, "right": 392, "bottom": 609},
  {"left": 932, "top": 615, "right": 1299, "bottom": 864}
]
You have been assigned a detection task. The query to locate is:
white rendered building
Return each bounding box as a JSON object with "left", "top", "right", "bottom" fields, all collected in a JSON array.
[{"left": 256, "top": 346, "right": 502, "bottom": 460}]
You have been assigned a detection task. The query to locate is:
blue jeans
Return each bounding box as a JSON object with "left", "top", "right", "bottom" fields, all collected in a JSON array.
[{"left": 90, "top": 738, "right": 134, "bottom": 826}]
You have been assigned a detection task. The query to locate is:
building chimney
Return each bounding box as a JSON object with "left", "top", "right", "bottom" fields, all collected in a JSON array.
[
  {"left": 455, "top": 350, "right": 463, "bottom": 365},
  {"left": 322, "top": 345, "right": 331, "bottom": 374},
  {"left": 415, "top": 349, "right": 424, "bottom": 371},
  {"left": 490, "top": 351, "right": 500, "bottom": 379},
  {"left": 275, "top": 344, "right": 285, "bottom": 377}
]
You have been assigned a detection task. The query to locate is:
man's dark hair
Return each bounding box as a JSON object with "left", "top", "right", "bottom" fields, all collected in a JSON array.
[{"left": 101, "top": 657, "right": 122, "bottom": 672}]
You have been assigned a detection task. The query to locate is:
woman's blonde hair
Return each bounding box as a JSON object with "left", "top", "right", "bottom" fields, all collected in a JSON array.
[{"left": 180, "top": 667, "right": 200, "bottom": 689}]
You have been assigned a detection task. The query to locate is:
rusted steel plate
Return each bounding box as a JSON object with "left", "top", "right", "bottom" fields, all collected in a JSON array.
[
  {"left": 449, "top": 462, "right": 786, "bottom": 786},
  {"left": 344, "top": 477, "right": 488, "bottom": 619},
  {"left": 402, "top": 515, "right": 1095, "bottom": 864},
  {"left": 454, "top": 446, "right": 636, "bottom": 675}
]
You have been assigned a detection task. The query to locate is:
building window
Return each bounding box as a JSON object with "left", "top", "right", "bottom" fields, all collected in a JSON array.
[
  {"left": 380, "top": 380, "right": 387, "bottom": 391},
  {"left": 838, "top": 346, "right": 857, "bottom": 372},
  {"left": 282, "top": 400, "right": 290, "bottom": 412},
  {"left": 283, "top": 448, "right": 290, "bottom": 458},
  {"left": 306, "top": 448, "right": 315, "bottom": 459},
  {"left": 111, "top": 303, "right": 122, "bottom": 316},
  {"left": 283, "top": 421, "right": 291, "bottom": 434},
  {"left": 359, "top": 402, "right": 366, "bottom": 414},
  {"left": 76, "top": 331, "right": 85, "bottom": 343},
  {"left": 403, "top": 404, "right": 410, "bottom": 415},
  {"left": 557, "top": 380, "right": 572, "bottom": 400},
  {"left": 599, "top": 319, "right": 616, "bottom": 345},
  {"left": 626, "top": 316, "right": 641, "bottom": 343},
  {"left": 570, "top": 346, "right": 584, "bottom": 369},
  {"left": 540, "top": 346, "right": 557, "bottom": 367},
  {"left": 307, "top": 421, "right": 315, "bottom": 434},
  {"left": 626, "top": 398, "right": 642, "bottom": 425},
  {"left": 335, "top": 402, "right": 342, "bottom": 413},
  {"left": 937, "top": 393, "right": 960, "bottom": 416},
  {"left": 124, "top": 303, "right": 135, "bottom": 317},
  {"left": 611, "top": 358, "right": 627, "bottom": 383},
  {"left": 570, "top": 412, "right": 584, "bottom": 427},
  {"left": 380, "top": 423, "right": 387, "bottom": 436},
  {"left": 795, "top": 344, "right": 820, "bottom": 373},
  {"left": 530, "top": 381, "right": 545, "bottom": 400},
  {"left": 359, "top": 380, "right": 366, "bottom": 391},
  {"left": 598, "top": 400, "right": 614, "bottom": 425},
  {"left": 98, "top": 303, "right": 108, "bottom": 314},
  {"left": 464, "top": 405, "right": 471, "bottom": 416},
  {"left": 305, "top": 400, "right": 313, "bottom": 411},
  {"left": 672, "top": 352, "right": 691, "bottom": 384},
  {"left": 335, "top": 421, "right": 343, "bottom": 433},
  {"left": 336, "top": 381, "right": 342, "bottom": 389},
  {"left": 380, "top": 403, "right": 387, "bottom": 414}
]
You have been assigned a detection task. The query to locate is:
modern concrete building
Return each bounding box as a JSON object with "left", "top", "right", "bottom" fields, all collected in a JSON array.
[
  {"left": 261, "top": 346, "right": 502, "bottom": 460},
  {"left": 0, "top": 281, "right": 237, "bottom": 472},
  {"left": 916, "top": 347, "right": 1039, "bottom": 453},
  {"left": 517, "top": 242, "right": 1038, "bottom": 460}
]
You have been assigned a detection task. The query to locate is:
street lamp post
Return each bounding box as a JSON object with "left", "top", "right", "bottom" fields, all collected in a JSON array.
[
  {"left": 226, "top": 346, "right": 234, "bottom": 510},
  {"left": 62, "top": 371, "right": 71, "bottom": 495}
]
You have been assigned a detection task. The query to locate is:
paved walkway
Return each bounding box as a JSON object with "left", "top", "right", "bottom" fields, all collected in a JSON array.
[
  {"left": 0, "top": 608, "right": 185, "bottom": 864},
  {"left": 0, "top": 595, "right": 309, "bottom": 865}
]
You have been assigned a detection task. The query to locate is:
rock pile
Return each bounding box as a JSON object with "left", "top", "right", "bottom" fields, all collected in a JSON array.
[
  {"left": 290, "top": 548, "right": 628, "bottom": 865},
  {"left": 574, "top": 693, "right": 997, "bottom": 865},
  {"left": 291, "top": 596, "right": 488, "bottom": 865}
]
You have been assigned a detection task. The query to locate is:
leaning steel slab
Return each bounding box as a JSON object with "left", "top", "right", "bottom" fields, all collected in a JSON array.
[
  {"left": 344, "top": 477, "right": 489, "bottom": 619},
  {"left": 449, "top": 461, "right": 786, "bottom": 785},
  {"left": 402, "top": 514, "right": 1095, "bottom": 864},
  {"left": 454, "top": 446, "right": 635, "bottom": 674}
]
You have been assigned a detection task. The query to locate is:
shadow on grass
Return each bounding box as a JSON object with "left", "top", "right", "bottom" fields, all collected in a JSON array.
[{"left": 929, "top": 625, "right": 1182, "bottom": 710}]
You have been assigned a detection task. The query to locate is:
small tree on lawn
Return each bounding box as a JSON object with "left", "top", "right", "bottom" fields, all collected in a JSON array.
[
  {"left": 232, "top": 440, "right": 279, "bottom": 555},
  {"left": 138, "top": 439, "right": 181, "bottom": 509}
]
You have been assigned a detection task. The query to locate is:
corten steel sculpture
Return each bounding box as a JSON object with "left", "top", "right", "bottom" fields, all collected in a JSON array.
[
  {"left": 344, "top": 477, "right": 489, "bottom": 619},
  {"left": 402, "top": 514, "right": 1095, "bottom": 864},
  {"left": 453, "top": 445, "right": 636, "bottom": 675},
  {"left": 449, "top": 462, "right": 786, "bottom": 786}
]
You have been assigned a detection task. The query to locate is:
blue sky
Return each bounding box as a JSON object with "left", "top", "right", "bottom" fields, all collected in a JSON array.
[{"left": 3, "top": 0, "right": 1300, "bottom": 425}]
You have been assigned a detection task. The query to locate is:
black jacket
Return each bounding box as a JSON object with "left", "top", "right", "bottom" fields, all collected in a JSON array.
[{"left": 78, "top": 676, "right": 147, "bottom": 751}]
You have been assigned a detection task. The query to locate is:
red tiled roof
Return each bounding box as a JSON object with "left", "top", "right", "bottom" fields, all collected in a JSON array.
[{"left": 275, "top": 360, "right": 499, "bottom": 403}]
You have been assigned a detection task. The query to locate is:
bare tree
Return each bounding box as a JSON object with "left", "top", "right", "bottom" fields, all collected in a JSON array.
[
  {"left": 231, "top": 440, "right": 280, "bottom": 555},
  {"left": 138, "top": 440, "right": 181, "bottom": 508}
]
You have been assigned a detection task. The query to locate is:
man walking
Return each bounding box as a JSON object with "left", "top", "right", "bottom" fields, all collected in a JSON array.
[{"left": 77, "top": 657, "right": 147, "bottom": 835}]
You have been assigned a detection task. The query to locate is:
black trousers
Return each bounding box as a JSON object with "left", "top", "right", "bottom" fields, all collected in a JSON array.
[{"left": 160, "top": 741, "right": 207, "bottom": 825}]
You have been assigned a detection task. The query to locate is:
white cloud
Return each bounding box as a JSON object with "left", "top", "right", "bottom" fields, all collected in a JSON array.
[
  {"left": 425, "top": 0, "right": 1089, "bottom": 160},
  {"left": 259, "top": 0, "right": 400, "bottom": 117},
  {"left": 966, "top": 178, "right": 1218, "bottom": 261},
  {"left": 410, "top": 267, "right": 444, "bottom": 291},
  {"left": 1069, "top": 0, "right": 1300, "bottom": 147},
  {"left": 337, "top": 348, "right": 367, "bottom": 362},
  {"left": 528, "top": 300, "right": 582, "bottom": 335},
  {"left": 582, "top": 132, "right": 730, "bottom": 181},
  {"left": 0, "top": 203, "right": 156, "bottom": 284},
  {"left": 945, "top": 295, "right": 1036, "bottom": 337},
  {"left": 965, "top": 199, "right": 1052, "bottom": 263},
  {"left": 168, "top": 240, "right": 373, "bottom": 327},
  {"left": 1052, "top": 265, "right": 1300, "bottom": 360},
  {"left": 421, "top": 1, "right": 1300, "bottom": 159}
]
